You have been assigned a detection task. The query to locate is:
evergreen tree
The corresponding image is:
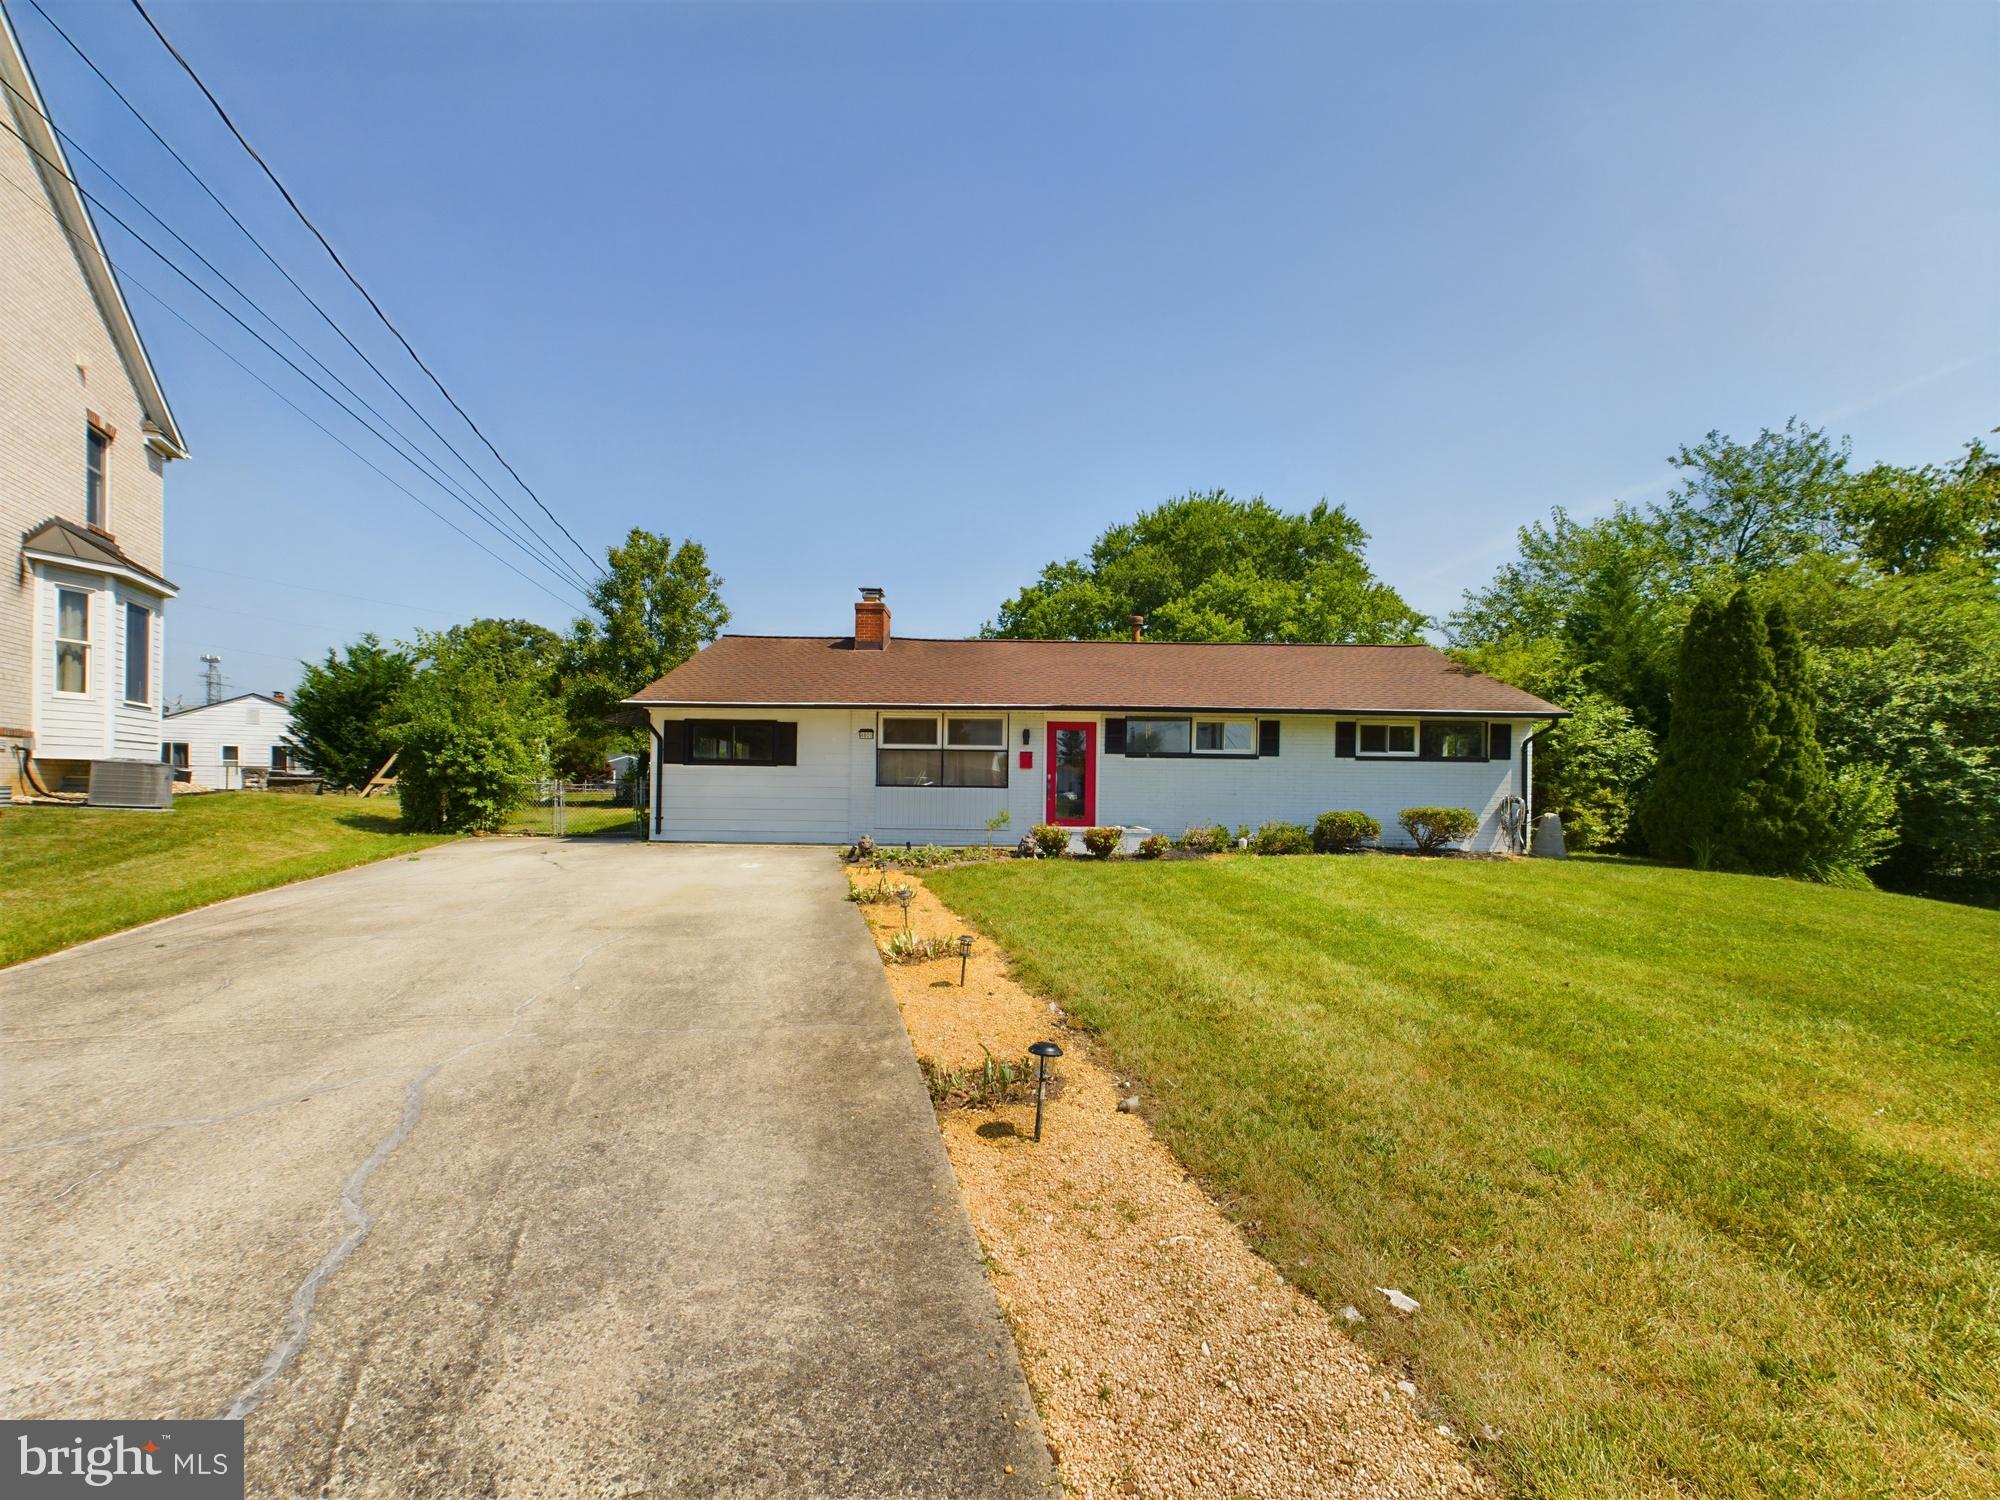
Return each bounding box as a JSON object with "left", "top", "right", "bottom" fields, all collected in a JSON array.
[
  {"left": 1640, "top": 590, "right": 1778, "bottom": 869},
  {"left": 1760, "top": 600, "right": 1836, "bottom": 873}
]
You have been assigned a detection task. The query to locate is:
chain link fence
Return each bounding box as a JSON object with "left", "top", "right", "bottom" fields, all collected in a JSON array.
[{"left": 527, "top": 773, "right": 646, "bottom": 838}]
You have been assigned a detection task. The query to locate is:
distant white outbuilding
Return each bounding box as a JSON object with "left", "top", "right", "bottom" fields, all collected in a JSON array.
[{"left": 161, "top": 692, "right": 299, "bottom": 790}]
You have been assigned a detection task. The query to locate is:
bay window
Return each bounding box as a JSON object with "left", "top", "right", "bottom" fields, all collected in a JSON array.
[{"left": 124, "top": 601, "right": 151, "bottom": 704}]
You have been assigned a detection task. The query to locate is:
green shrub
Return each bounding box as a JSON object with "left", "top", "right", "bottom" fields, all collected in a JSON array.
[
  {"left": 1253, "top": 821, "right": 1314, "bottom": 855},
  {"left": 1398, "top": 806, "right": 1479, "bottom": 852},
  {"left": 1176, "top": 823, "right": 1232, "bottom": 853},
  {"left": 1137, "top": 834, "right": 1170, "bottom": 859},
  {"left": 387, "top": 628, "right": 560, "bottom": 834},
  {"left": 1313, "top": 810, "right": 1381, "bottom": 852},
  {"left": 1031, "top": 823, "right": 1070, "bottom": 857},
  {"left": 1081, "top": 826, "right": 1122, "bottom": 859},
  {"left": 1808, "top": 762, "right": 1900, "bottom": 887}
]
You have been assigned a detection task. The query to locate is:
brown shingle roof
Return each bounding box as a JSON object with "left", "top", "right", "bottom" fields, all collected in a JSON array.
[
  {"left": 627, "top": 636, "right": 1564, "bottom": 717},
  {"left": 20, "top": 516, "right": 176, "bottom": 591}
]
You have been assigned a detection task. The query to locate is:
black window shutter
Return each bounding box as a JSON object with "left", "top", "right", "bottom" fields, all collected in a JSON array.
[
  {"left": 1488, "top": 722, "right": 1512, "bottom": 761},
  {"left": 1335, "top": 721, "right": 1356, "bottom": 758},
  {"left": 659, "top": 721, "right": 685, "bottom": 764},
  {"left": 1259, "top": 719, "right": 1280, "bottom": 757},
  {"left": 773, "top": 722, "right": 798, "bottom": 766},
  {"left": 1104, "top": 717, "right": 1126, "bottom": 754}
]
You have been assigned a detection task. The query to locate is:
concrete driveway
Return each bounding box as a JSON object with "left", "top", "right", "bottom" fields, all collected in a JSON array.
[{"left": 0, "top": 839, "right": 1053, "bottom": 1497}]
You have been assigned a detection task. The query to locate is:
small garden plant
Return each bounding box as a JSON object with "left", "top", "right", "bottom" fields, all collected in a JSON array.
[
  {"left": 884, "top": 929, "right": 958, "bottom": 964},
  {"left": 1252, "top": 821, "right": 1314, "bottom": 855},
  {"left": 1313, "top": 810, "right": 1381, "bottom": 853},
  {"left": 1137, "top": 834, "right": 1170, "bottom": 859},
  {"left": 1031, "top": 823, "right": 1070, "bottom": 858},
  {"left": 1175, "top": 824, "right": 1232, "bottom": 853},
  {"left": 1081, "top": 826, "right": 1122, "bottom": 860},
  {"left": 1398, "top": 805, "right": 1479, "bottom": 852}
]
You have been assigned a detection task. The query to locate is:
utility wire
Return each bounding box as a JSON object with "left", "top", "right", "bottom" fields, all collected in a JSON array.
[
  {"left": 0, "top": 80, "right": 593, "bottom": 593},
  {"left": 0, "top": 112, "right": 593, "bottom": 602},
  {"left": 7, "top": 3, "right": 600, "bottom": 591},
  {"left": 128, "top": 0, "right": 606, "bottom": 581},
  {"left": 126, "top": 274, "right": 590, "bottom": 613}
]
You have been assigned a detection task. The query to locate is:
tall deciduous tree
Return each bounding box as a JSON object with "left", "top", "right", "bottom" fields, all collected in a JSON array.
[
  {"left": 984, "top": 492, "right": 1425, "bottom": 643},
  {"left": 280, "top": 634, "right": 412, "bottom": 789},
  {"left": 1661, "top": 419, "right": 1850, "bottom": 582},
  {"left": 564, "top": 529, "right": 730, "bottom": 768}
]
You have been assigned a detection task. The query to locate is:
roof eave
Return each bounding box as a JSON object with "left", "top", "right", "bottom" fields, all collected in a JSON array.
[{"left": 1, "top": 8, "right": 187, "bottom": 459}]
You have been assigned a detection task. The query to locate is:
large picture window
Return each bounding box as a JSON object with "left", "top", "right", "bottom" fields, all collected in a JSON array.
[
  {"left": 55, "top": 587, "right": 89, "bottom": 694},
  {"left": 876, "top": 714, "right": 1008, "bottom": 788},
  {"left": 1125, "top": 717, "right": 1192, "bottom": 756},
  {"left": 689, "top": 719, "right": 779, "bottom": 763},
  {"left": 1123, "top": 717, "right": 1258, "bottom": 757},
  {"left": 1420, "top": 721, "right": 1487, "bottom": 761}
]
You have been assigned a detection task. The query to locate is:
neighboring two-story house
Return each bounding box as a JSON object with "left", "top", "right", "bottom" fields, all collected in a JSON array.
[{"left": 2, "top": 6, "right": 188, "bottom": 797}]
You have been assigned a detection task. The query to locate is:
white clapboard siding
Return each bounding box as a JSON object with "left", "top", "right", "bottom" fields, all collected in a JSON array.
[{"left": 649, "top": 708, "right": 1533, "bottom": 850}]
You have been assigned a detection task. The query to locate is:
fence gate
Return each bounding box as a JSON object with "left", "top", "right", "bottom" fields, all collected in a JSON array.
[{"left": 530, "top": 775, "right": 645, "bottom": 838}]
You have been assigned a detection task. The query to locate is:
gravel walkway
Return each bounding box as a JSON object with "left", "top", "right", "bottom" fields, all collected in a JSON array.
[{"left": 858, "top": 874, "right": 1491, "bottom": 1500}]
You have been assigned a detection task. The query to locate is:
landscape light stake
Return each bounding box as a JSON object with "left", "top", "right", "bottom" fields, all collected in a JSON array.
[
  {"left": 1029, "top": 1041, "right": 1063, "bottom": 1142},
  {"left": 958, "top": 934, "right": 974, "bottom": 986},
  {"left": 894, "top": 886, "right": 914, "bottom": 932}
]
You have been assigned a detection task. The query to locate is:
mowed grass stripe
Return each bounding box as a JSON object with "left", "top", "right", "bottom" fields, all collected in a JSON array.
[
  {"left": 0, "top": 795, "right": 454, "bottom": 967},
  {"left": 926, "top": 854, "right": 2000, "bottom": 1498}
]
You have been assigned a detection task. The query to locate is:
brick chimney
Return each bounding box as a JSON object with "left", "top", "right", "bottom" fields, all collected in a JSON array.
[
  {"left": 271, "top": 690, "right": 287, "bottom": 704},
  {"left": 1128, "top": 614, "right": 1145, "bottom": 643},
  {"left": 854, "top": 587, "right": 890, "bottom": 650}
]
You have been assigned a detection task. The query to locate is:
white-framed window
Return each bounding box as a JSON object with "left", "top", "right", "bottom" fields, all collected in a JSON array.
[
  {"left": 876, "top": 713, "right": 1008, "bottom": 788},
  {"left": 1193, "top": 718, "right": 1255, "bottom": 754},
  {"left": 161, "top": 742, "right": 189, "bottom": 770},
  {"left": 124, "top": 601, "right": 151, "bottom": 704},
  {"left": 1357, "top": 719, "right": 1418, "bottom": 757},
  {"left": 86, "top": 422, "right": 109, "bottom": 527},
  {"left": 221, "top": 746, "right": 240, "bottom": 766},
  {"left": 55, "top": 586, "right": 90, "bottom": 694}
]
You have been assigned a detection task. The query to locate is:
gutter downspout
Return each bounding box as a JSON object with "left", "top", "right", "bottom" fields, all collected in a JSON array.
[
  {"left": 1517, "top": 717, "right": 1558, "bottom": 852},
  {"left": 648, "top": 720, "right": 664, "bottom": 839}
]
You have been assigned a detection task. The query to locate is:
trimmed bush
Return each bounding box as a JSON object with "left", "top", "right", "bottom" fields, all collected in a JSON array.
[
  {"left": 1313, "top": 810, "right": 1381, "bottom": 853},
  {"left": 1080, "top": 826, "right": 1122, "bottom": 860},
  {"left": 1398, "top": 806, "right": 1479, "bottom": 852},
  {"left": 1137, "top": 834, "right": 1170, "bottom": 859},
  {"left": 1252, "top": 821, "right": 1314, "bottom": 855},
  {"left": 1031, "top": 823, "right": 1070, "bottom": 858},
  {"left": 1176, "top": 823, "right": 1232, "bottom": 853}
]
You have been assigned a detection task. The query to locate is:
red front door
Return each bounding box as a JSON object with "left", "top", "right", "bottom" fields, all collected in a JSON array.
[{"left": 1045, "top": 722, "right": 1095, "bottom": 826}]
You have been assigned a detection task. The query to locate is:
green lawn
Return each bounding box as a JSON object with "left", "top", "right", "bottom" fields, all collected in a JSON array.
[
  {"left": 925, "top": 855, "right": 2000, "bottom": 1499},
  {"left": 0, "top": 794, "right": 454, "bottom": 967}
]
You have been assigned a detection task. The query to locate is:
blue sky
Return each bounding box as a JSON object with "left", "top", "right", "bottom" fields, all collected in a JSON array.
[{"left": 16, "top": 0, "right": 1996, "bottom": 704}]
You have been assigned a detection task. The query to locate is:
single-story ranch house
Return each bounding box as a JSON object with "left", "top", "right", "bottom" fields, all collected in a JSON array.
[{"left": 628, "top": 589, "right": 1566, "bottom": 850}]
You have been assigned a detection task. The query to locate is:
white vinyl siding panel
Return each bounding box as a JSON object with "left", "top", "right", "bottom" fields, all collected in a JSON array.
[
  {"left": 650, "top": 708, "right": 1529, "bottom": 850},
  {"left": 162, "top": 697, "right": 294, "bottom": 789}
]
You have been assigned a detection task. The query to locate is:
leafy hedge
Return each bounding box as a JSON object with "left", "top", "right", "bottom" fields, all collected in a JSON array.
[
  {"left": 1398, "top": 806, "right": 1479, "bottom": 852},
  {"left": 1313, "top": 810, "right": 1381, "bottom": 852}
]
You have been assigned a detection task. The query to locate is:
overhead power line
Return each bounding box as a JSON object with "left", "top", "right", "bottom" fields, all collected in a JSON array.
[
  {"left": 0, "top": 110, "right": 593, "bottom": 603},
  {"left": 127, "top": 275, "right": 591, "bottom": 613},
  {"left": 11, "top": 0, "right": 600, "bottom": 594},
  {"left": 128, "top": 0, "right": 607, "bottom": 582},
  {"left": 0, "top": 82, "right": 592, "bottom": 594}
]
